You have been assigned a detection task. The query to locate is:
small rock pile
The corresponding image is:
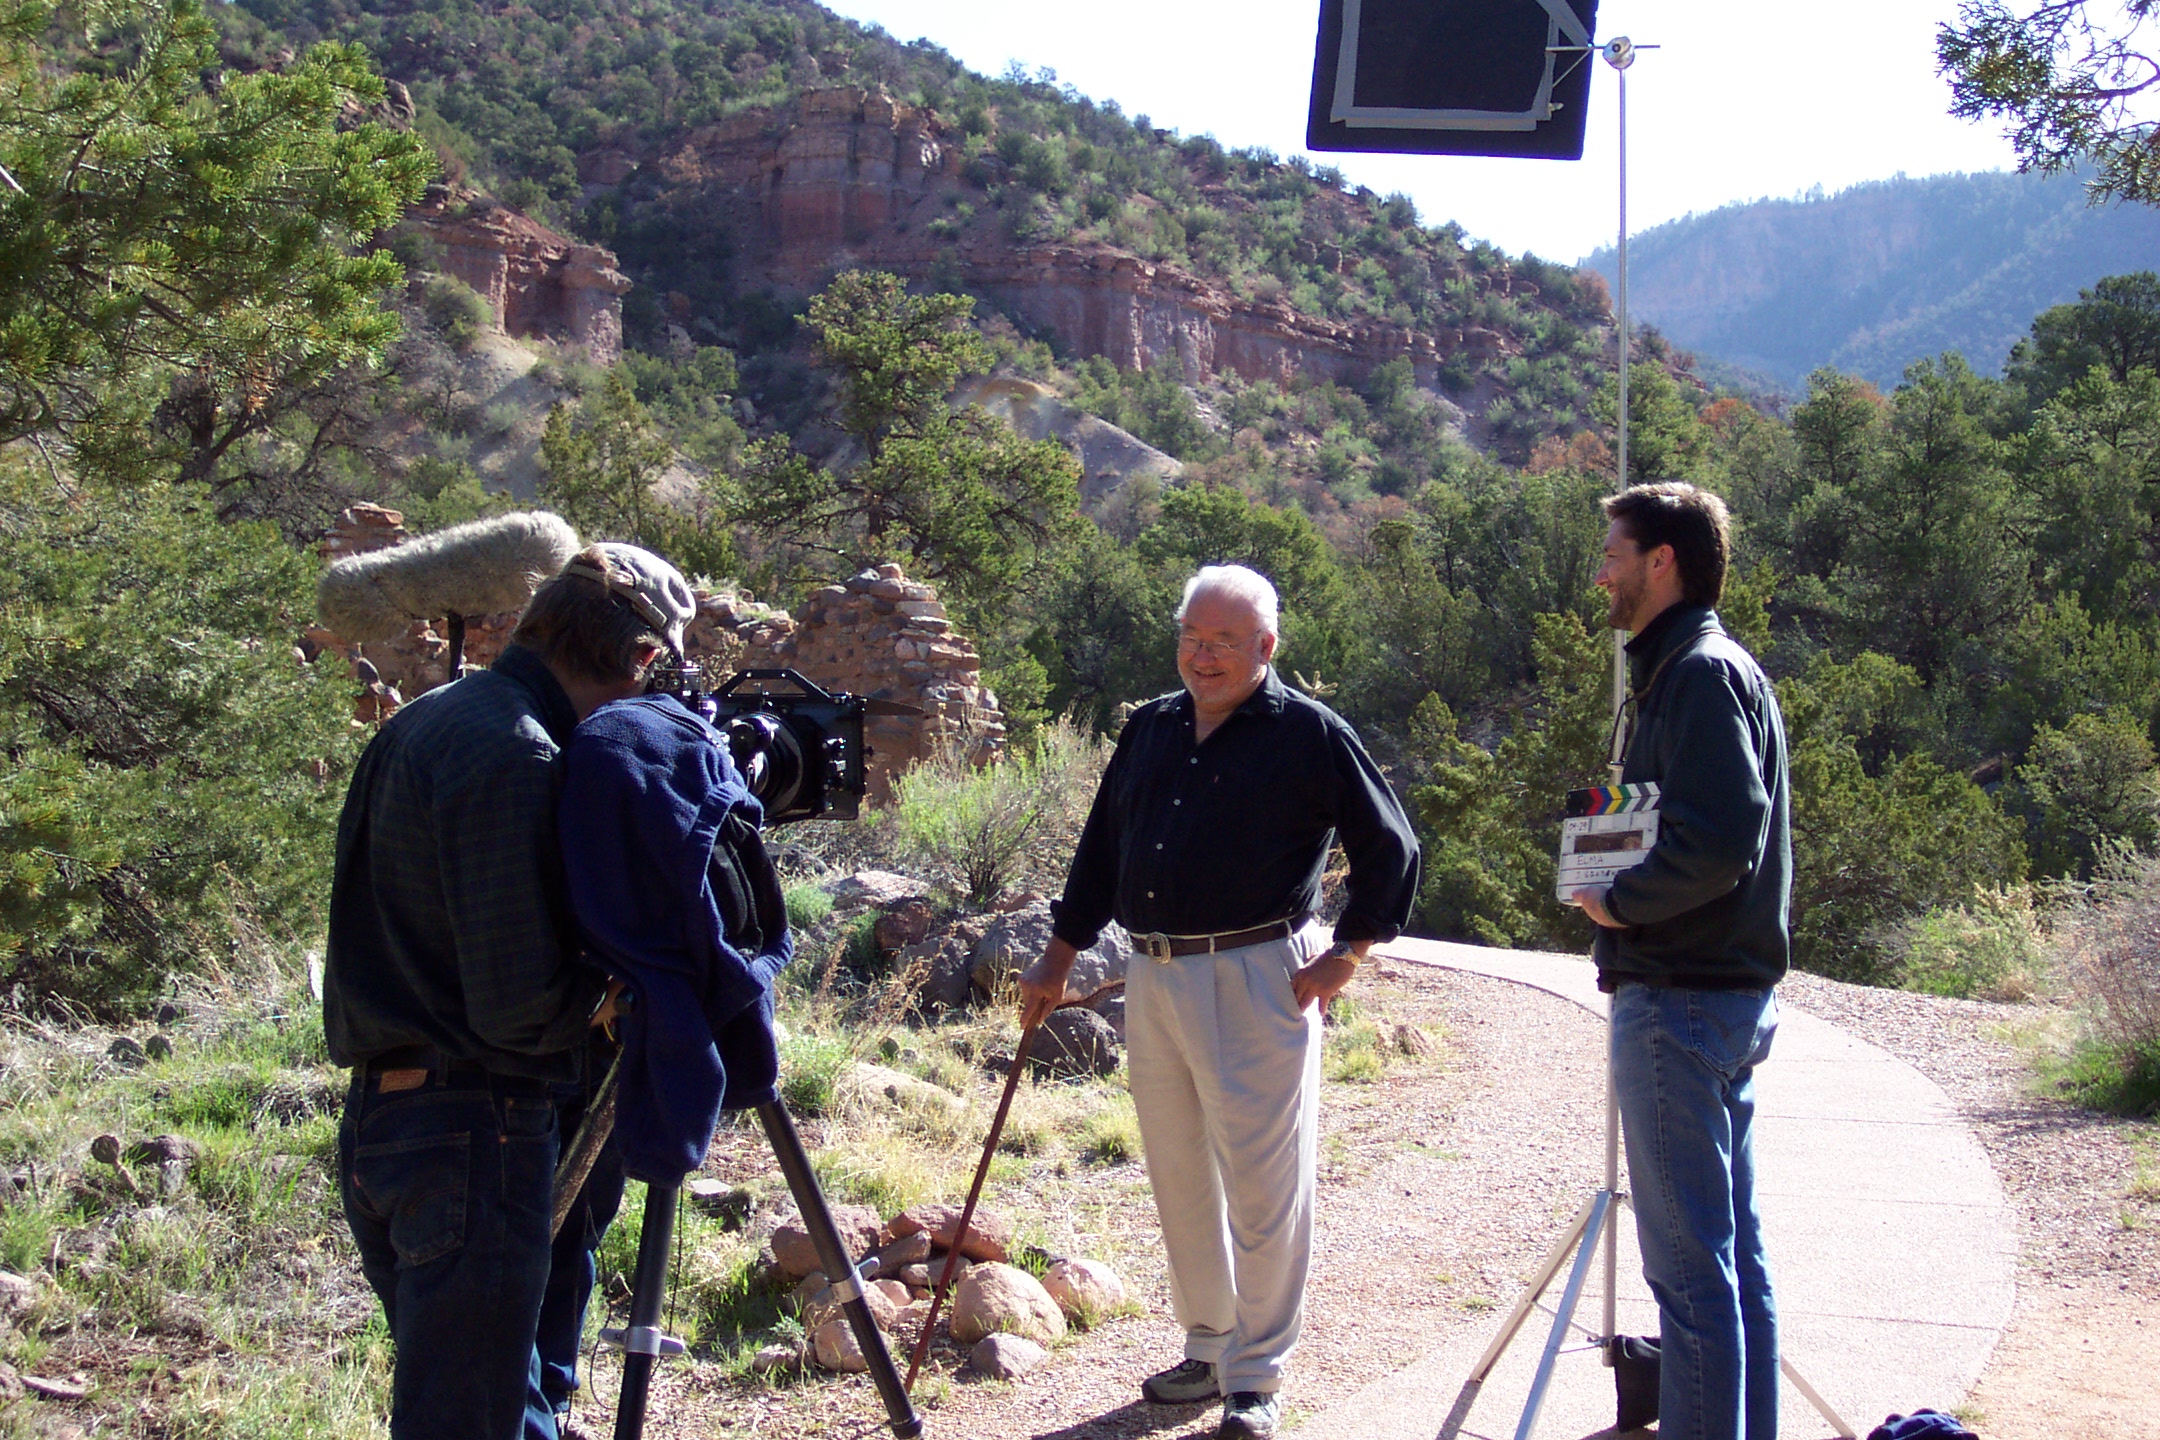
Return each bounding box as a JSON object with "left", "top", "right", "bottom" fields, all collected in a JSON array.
[{"left": 759, "top": 1201, "right": 1127, "bottom": 1381}]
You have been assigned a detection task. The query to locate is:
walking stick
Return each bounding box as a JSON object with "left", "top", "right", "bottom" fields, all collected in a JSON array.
[
  {"left": 903, "top": 977, "right": 1125, "bottom": 1392},
  {"left": 903, "top": 1020, "right": 1039, "bottom": 1393}
]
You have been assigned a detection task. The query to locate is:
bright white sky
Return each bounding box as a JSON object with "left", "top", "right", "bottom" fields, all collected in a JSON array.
[{"left": 820, "top": 0, "right": 2023, "bottom": 263}]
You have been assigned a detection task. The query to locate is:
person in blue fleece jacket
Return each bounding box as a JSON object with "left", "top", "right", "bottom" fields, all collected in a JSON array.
[{"left": 558, "top": 685, "right": 791, "bottom": 1184}]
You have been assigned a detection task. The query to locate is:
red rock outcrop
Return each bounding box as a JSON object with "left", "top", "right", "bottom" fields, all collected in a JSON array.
[
  {"left": 404, "top": 186, "right": 631, "bottom": 362},
  {"left": 612, "top": 86, "right": 1514, "bottom": 391}
]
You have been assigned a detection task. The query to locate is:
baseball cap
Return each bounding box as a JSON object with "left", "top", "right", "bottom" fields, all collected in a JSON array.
[{"left": 561, "top": 543, "right": 695, "bottom": 657}]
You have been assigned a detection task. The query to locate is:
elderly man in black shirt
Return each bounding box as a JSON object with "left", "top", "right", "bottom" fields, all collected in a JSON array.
[{"left": 1020, "top": 564, "right": 1419, "bottom": 1440}]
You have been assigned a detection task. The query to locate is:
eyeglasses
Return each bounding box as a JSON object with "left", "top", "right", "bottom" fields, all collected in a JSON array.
[{"left": 1177, "top": 632, "right": 1260, "bottom": 660}]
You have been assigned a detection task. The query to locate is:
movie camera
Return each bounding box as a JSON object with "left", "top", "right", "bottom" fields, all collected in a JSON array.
[{"left": 658, "top": 666, "right": 871, "bottom": 824}]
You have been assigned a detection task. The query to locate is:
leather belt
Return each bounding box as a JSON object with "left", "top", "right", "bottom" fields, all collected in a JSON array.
[
  {"left": 359, "top": 1045, "right": 545, "bottom": 1096},
  {"left": 1136, "top": 918, "right": 1303, "bottom": 963}
]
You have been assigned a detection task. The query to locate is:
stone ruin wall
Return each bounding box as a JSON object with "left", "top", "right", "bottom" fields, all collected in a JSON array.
[{"left": 307, "top": 505, "right": 1003, "bottom": 799}]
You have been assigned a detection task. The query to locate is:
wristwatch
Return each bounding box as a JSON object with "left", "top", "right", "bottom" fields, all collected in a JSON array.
[{"left": 1321, "top": 941, "right": 1358, "bottom": 968}]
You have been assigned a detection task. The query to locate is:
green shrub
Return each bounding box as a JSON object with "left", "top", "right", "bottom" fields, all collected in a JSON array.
[
  {"left": 1787, "top": 737, "right": 2029, "bottom": 983},
  {"left": 420, "top": 272, "right": 494, "bottom": 351},
  {"left": 0, "top": 467, "right": 360, "bottom": 1013},
  {"left": 891, "top": 720, "right": 1109, "bottom": 908},
  {"left": 1887, "top": 887, "right": 2048, "bottom": 1000},
  {"left": 784, "top": 882, "right": 835, "bottom": 934},
  {"left": 2014, "top": 710, "right": 2160, "bottom": 880},
  {"left": 2055, "top": 846, "right": 2160, "bottom": 1113}
]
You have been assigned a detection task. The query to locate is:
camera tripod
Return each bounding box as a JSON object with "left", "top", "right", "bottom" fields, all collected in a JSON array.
[
  {"left": 1468, "top": 1020, "right": 1853, "bottom": 1440},
  {"left": 555, "top": 1074, "right": 923, "bottom": 1440}
]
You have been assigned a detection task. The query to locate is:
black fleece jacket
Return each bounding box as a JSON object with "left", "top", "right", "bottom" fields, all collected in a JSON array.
[{"left": 1593, "top": 603, "right": 1792, "bottom": 991}]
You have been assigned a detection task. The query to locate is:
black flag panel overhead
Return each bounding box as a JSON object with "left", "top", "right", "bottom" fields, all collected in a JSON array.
[{"left": 1307, "top": 0, "right": 1600, "bottom": 160}]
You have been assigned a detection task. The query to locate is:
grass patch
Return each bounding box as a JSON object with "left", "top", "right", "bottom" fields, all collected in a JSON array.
[
  {"left": 1322, "top": 994, "right": 1442, "bottom": 1084},
  {"left": 2047, "top": 1035, "right": 2160, "bottom": 1116},
  {"left": 779, "top": 1028, "right": 856, "bottom": 1117},
  {"left": 0, "top": 958, "right": 368, "bottom": 1433},
  {"left": 1078, "top": 1092, "right": 1142, "bottom": 1164}
]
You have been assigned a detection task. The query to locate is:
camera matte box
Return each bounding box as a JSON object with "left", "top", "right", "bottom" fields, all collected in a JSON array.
[
  {"left": 1556, "top": 782, "right": 1660, "bottom": 899},
  {"left": 1306, "top": 0, "right": 1600, "bottom": 160}
]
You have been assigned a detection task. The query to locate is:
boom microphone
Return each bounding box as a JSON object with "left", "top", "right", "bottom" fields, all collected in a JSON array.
[{"left": 317, "top": 511, "right": 580, "bottom": 642}]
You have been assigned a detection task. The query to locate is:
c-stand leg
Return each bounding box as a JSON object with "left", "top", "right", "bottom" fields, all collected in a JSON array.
[
  {"left": 1469, "top": 1024, "right": 1626, "bottom": 1440},
  {"left": 1471, "top": 1007, "right": 1855, "bottom": 1440}
]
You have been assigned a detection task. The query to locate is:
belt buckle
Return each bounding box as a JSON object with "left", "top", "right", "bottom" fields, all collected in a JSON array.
[{"left": 1143, "top": 932, "right": 1173, "bottom": 964}]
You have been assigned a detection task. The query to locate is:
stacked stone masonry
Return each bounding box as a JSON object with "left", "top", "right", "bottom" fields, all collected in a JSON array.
[{"left": 308, "top": 509, "right": 1001, "bottom": 800}]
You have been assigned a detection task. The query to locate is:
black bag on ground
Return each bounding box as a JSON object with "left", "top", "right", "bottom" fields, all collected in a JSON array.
[{"left": 1610, "top": 1334, "right": 1660, "bottom": 1432}]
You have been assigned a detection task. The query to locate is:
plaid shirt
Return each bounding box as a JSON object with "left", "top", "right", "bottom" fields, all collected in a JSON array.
[{"left": 323, "top": 645, "right": 605, "bottom": 1080}]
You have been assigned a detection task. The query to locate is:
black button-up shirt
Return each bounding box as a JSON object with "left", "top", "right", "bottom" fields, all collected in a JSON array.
[{"left": 1049, "top": 668, "right": 1420, "bottom": 949}]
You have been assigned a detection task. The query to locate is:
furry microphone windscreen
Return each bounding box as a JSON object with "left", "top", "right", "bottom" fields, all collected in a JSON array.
[{"left": 316, "top": 511, "right": 581, "bottom": 642}]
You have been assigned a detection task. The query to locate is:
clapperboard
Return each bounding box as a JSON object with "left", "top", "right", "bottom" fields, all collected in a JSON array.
[{"left": 1555, "top": 783, "right": 1662, "bottom": 900}]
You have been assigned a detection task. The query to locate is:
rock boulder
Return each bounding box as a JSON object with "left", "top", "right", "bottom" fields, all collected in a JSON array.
[
  {"left": 1041, "top": 1258, "right": 1128, "bottom": 1325},
  {"left": 812, "top": 1318, "right": 868, "bottom": 1373},
  {"left": 971, "top": 901, "right": 1127, "bottom": 1002},
  {"left": 770, "top": 1204, "right": 882, "bottom": 1280},
  {"left": 1028, "top": 1007, "right": 1121, "bottom": 1079},
  {"left": 950, "top": 1262, "right": 1066, "bottom": 1346},
  {"left": 970, "top": 1332, "right": 1048, "bottom": 1380},
  {"left": 888, "top": 1203, "right": 1012, "bottom": 1262}
]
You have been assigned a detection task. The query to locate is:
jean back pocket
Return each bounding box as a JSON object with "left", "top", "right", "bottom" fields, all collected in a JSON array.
[{"left": 352, "top": 1130, "right": 470, "bottom": 1269}]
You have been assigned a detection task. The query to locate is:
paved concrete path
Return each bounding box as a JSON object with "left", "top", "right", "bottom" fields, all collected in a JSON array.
[{"left": 1303, "top": 938, "right": 2016, "bottom": 1440}]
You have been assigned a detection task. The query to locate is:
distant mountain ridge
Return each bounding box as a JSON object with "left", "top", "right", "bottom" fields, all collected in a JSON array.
[{"left": 1582, "top": 171, "right": 2160, "bottom": 393}]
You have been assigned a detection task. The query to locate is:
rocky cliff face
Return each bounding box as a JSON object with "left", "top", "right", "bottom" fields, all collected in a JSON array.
[
  {"left": 405, "top": 186, "right": 631, "bottom": 362},
  {"left": 596, "top": 86, "right": 1517, "bottom": 390}
]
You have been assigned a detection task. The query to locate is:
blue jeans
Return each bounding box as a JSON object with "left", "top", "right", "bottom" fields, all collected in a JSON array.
[
  {"left": 1610, "top": 984, "right": 1780, "bottom": 1440},
  {"left": 535, "top": 1078, "right": 624, "bottom": 1434},
  {"left": 340, "top": 1071, "right": 560, "bottom": 1440}
]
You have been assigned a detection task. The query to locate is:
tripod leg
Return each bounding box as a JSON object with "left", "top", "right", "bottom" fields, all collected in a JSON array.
[
  {"left": 1513, "top": 1189, "right": 1613, "bottom": 1440},
  {"left": 1472, "top": 1193, "right": 1598, "bottom": 1382},
  {"left": 757, "top": 1102, "right": 923, "bottom": 1439},
  {"left": 1780, "top": 1356, "right": 1855, "bottom": 1439},
  {"left": 611, "top": 1181, "right": 682, "bottom": 1440}
]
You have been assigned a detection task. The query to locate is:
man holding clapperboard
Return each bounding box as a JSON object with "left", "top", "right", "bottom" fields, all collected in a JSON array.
[{"left": 1566, "top": 483, "right": 1793, "bottom": 1440}]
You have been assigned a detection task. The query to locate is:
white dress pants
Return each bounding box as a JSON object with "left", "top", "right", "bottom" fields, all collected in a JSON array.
[{"left": 1125, "top": 924, "right": 1325, "bottom": 1395}]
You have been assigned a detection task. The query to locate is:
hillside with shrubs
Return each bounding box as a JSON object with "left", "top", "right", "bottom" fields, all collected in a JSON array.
[{"left": 3, "top": 0, "right": 2160, "bottom": 1429}]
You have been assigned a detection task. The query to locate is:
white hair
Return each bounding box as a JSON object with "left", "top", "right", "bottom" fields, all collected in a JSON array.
[{"left": 1177, "top": 565, "right": 1280, "bottom": 639}]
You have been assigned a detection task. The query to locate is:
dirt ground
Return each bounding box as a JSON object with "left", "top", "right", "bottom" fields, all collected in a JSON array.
[{"left": 539, "top": 963, "right": 2158, "bottom": 1440}]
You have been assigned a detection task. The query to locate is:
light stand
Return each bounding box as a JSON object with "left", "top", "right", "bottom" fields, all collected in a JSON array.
[
  {"left": 1464, "top": 1019, "right": 1626, "bottom": 1440},
  {"left": 1472, "top": 41, "right": 1645, "bottom": 1437},
  {"left": 1468, "top": 45, "right": 1856, "bottom": 1436}
]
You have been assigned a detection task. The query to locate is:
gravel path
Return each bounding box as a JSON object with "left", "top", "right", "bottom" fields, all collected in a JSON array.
[{"left": 581, "top": 962, "right": 2156, "bottom": 1440}]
